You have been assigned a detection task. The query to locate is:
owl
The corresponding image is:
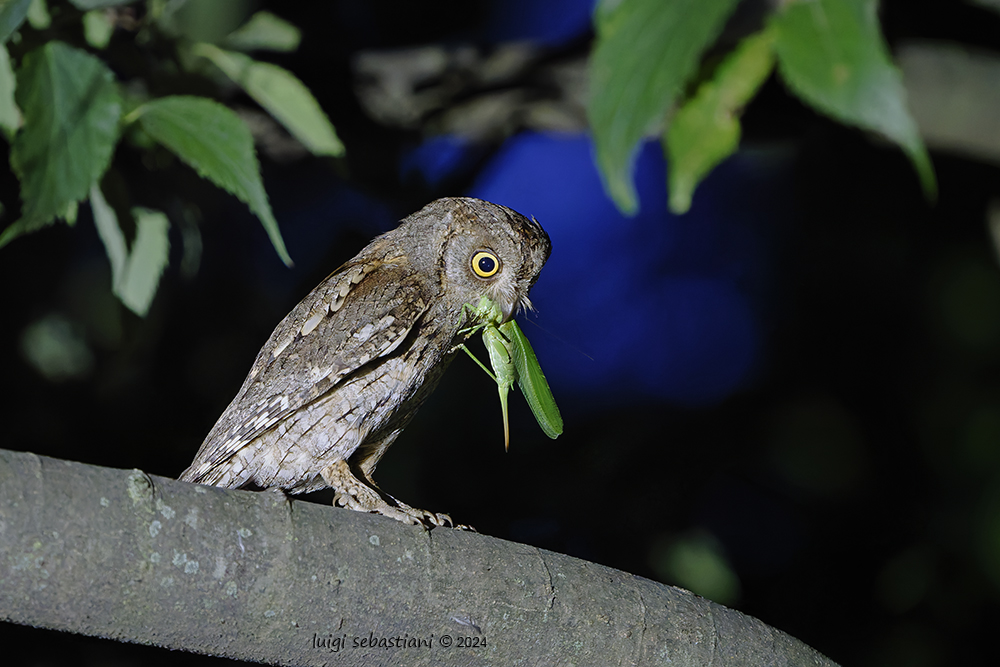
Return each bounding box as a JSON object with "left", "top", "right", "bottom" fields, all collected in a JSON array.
[{"left": 180, "top": 197, "right": 552, "bottom": 527}]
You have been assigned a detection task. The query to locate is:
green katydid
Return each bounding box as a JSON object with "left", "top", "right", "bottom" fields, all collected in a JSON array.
[
  {"left": 499, "top": 318, "right": 562, "bottom": 439},
  {"left": 482, "top": 324, "right": 515, "bottom": 449},
  {"left": 459, "top": 297, "right": 562, "bottom": 448}
]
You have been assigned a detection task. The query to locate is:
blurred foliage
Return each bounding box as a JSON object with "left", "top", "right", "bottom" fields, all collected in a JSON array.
[
  {"left": 589, "top": 0, "right": 936, "bottom": 215},
  {"left": 19, "top": 312, "right": 94, "bottom": 381},
  {"left": 649, "top": 529, "right": 742, "bottom": 606},
  {"left": 0, "top": 0, "right": 342, "bottom": 315}
]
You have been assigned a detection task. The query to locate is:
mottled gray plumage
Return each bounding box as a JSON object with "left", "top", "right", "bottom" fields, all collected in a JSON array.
[{"left": 180, "top": 197, "right": 551, "bottom": 527}]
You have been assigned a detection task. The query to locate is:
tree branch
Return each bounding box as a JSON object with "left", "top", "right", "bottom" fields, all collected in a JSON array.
[{"left": 0, "top": 448, "right": 838, "bottom": 665}]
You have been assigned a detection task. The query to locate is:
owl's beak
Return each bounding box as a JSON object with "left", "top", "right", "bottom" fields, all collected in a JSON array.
[
  {"left": 492, "top": 282, "right": 533, "bottom": 324},
  {"left": 500, "top": 300, "right": 515, "bottom": 323},
  {"left": 500, "top": 289, "right": 534, "bottom": 323}
]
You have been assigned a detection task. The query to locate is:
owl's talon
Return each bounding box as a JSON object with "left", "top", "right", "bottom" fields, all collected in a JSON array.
[
  {"left": 430, "top": 511, "right": 453, "bottom": 526},
  {"left": 323, "top": 460, "right": 461, "bottom": 528}
]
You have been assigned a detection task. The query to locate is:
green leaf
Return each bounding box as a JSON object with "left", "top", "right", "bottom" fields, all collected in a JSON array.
[
  {"left": 119, "top": 208, "right": 170, "bottom": 316},
  {"left": 589, "top": 0, "right": 743, "bottom": 214},
  {"left": 0, "top": 0, "right": 31, "bottom": 44},
  {"left": 0, "top": 43, "right": 21, "bottom": 135},
  {"left": 26, "top": 0, "right": 49, "bottom": 30},
  {"left": 0, "top": 213, "right": 47, "bottom": 246},
  {"left": 61, "top": 199, "right": 78, "bottom": 225},
  {"left": 90, "top": 184, "right": 126, "bottom": 283},
  {"left": 132, "top": 95, "right": 292, "bottom": 266},
  {"left": 666, "top": 29, "right": 776, "bottom": 214},
  {"left": 91, "top": 185, "right": 170, "bottom": 316},
  {"left": 224, "top": 10, "right": 301, "bottom": 53},
  {"left": 4, "top": 41, "right": 121, "bottom": 248},
  {"left": 501, "top": 320, "right": 562, "bottom": 439},
  {"left": 83, "top": 9, "right": 115, "bottom": 49},
  {"left": 70, "top": 0, "right": 137, "bottom": 9},
  {"left": 151, "top": 0, "right": 248, "bottom": 44},
  {"left": 192, "top": 43, "right": 344, "bottom": 158},
  {"left": 772, "top": 0, "right": 936, "bottom": 199}
]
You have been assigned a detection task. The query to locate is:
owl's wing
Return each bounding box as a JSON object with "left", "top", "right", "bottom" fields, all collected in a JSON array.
[{"left": 182, "top": 258, "right": 433, "bottom": 481}]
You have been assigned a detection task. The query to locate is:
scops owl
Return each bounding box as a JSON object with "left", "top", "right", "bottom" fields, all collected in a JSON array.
[{"left": 180, "top": 197, "right": 552, "bottom": 527}]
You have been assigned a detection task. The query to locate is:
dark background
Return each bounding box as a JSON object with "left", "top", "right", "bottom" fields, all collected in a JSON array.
[{"left": 4, "top": 0, "right": 1000, "bottom": 665}]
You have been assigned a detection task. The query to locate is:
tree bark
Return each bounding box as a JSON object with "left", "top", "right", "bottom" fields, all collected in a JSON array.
[{"left": 0, "top": 448, "right": 838, "bottom": 666}]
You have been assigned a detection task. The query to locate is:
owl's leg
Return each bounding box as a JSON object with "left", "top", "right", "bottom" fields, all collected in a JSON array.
[{"left": 320, "top": 459, "right": 456, "bottom": 528}]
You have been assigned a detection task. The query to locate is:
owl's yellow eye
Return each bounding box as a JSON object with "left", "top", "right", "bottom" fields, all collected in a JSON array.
[{"left": 472, "top": 251, "right": 501, "bottom": 278}]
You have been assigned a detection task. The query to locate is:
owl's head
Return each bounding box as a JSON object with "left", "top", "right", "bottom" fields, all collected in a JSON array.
[{"left": 405, "top": 197, "right": 551, "bottom": 322}]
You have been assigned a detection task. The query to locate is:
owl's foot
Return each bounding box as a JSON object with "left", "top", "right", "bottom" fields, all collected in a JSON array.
[{"left": 320, "top": 460, "right": 459, "bottom": 529}]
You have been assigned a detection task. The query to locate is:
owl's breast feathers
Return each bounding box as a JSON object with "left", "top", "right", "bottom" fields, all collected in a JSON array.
[{"left": 179, "top": 255, "right": 442, "bottom": 486}]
